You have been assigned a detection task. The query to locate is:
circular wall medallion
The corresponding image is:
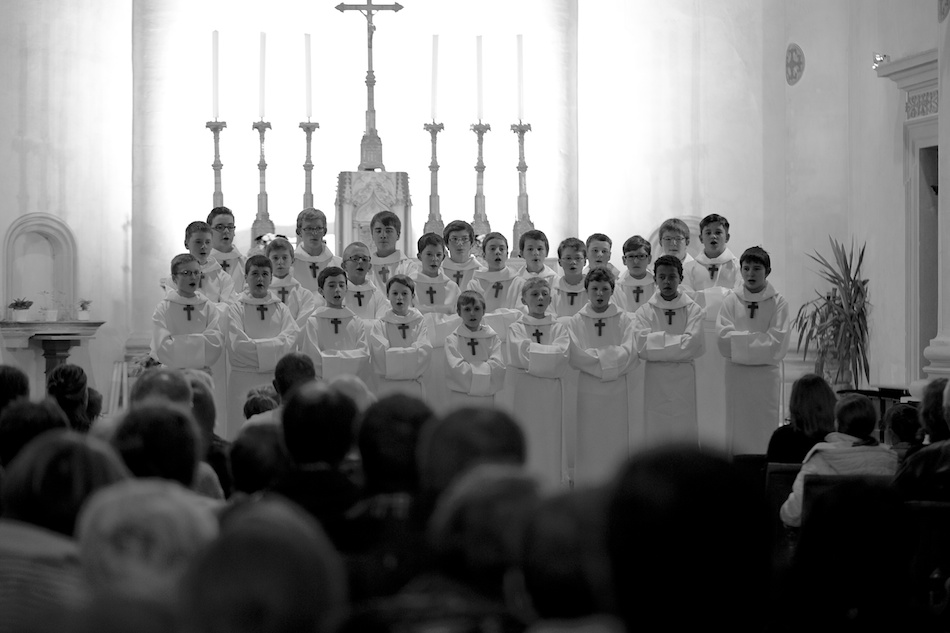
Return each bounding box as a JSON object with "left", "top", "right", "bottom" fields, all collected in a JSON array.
[
  {"left": 786, "top": 43, "right": 805, "bottom": 86},
  {"left": 941, "top": 0, "right": 950, "bottom": 23}
]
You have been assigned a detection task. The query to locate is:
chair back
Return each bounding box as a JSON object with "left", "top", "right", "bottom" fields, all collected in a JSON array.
[
  {"left": 801, "top": 474, "right": 893, "bottom": 527},
  {"left": 765, "top": 462, "right": 802, "bottom": 549}
]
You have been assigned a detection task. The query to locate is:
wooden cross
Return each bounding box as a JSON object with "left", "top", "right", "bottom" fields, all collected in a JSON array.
[
  {"left": 220, "top": 259, "right": 230, "bottom": 273},
  {"left": 532, "top": 328, "right": 543, "bottom": 343},
  {"left": 198, "top": 272, "right": 205, "bottom": 288},
  {"left": 379, "top": 266, "right": 390, "bottom": 284},
  {"left": 452, "top": 270, "right": 464, "bottom": 285},
  {"left": 633, "top": 286, "right": 643, "bottom": 303},
  {"left": 309, "top": 262, "right": 320, "bottom": 278},
  {"left": 183, "top": 304, "right": 195, "bottom": 321},
  {"left": 707, "top": 264, "right": 719, "bottom": 280},
  {"left": 664, "top": 309, "right": 676, "bottom": 325},
  {"left": 467, "top": 337, "right": 479, "bottom": 355},
  {"left": 567, "top": 292, "right": 578, "bottom": 306},
  {"left": 594, "top": 319, "right": 605, "bottom": 336},
  {"left": 276, "top": 286, "right": 290, "bottom": 303},
  {"left": 426, "top": 286, "right": 437, "bottom": 304},
  {"left": 256, "top": 305, "right": 268, "bottom": 320},
  {"left": 747, "top": 302, "right": 759, "bottom": 319},
  {"left": 353, "top": 291, "right": 365, "bottom": 307},
  {"left": 330, "top": 317, "right": 342, "bottom": 334},
  {"left": 492, "top": 281, "right": 504, "bottom": 298},
  {"left": 397, "top": 323, "right": 409, "bottom": 339}
]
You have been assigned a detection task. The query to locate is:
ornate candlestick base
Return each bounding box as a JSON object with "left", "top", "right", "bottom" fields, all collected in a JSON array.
[
  {"left": 205, "top": 121, "right": 227, "bottom": 207},
  {"left": 300, "top": 122, "right": 321, "bottom": 209},
  {"left": 470, "top": 122, "right": 492, "bottom": 237},
  {"left": 423, "top": 122, "right": 445, "bottom": 236},
  {"left": 251, "top": 121, "right": 275, "bottom": 246},
  {"left": 510, "top": 122, "right": 533, "bottom": 254}
]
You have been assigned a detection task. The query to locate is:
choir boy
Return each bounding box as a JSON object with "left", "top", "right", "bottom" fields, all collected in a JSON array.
[
  {"left": 369, "top": 210, "right": 413, "bottom": 288},
  {"left": 552, "top": 238, "right": 589, "bottom": 320},
  {"left": 517, "top": 229, "right": 558, "bottom": 281},
  {"left": 368, "top": 275, "right": 432, "bottom": 399},
  {"left": 341, "top": 242, "right": 389, "bottom": 321},
  {"left": 266, "top": 237, "right": 317, "bottom": 329},
  {"left": 444, "top": 291, "right": 506, "bottom": 407},
  {"left": 633, "top": 255, "right": 705, "bottom": 447},
  {"left": 208, "top": 206, "right": 246, "bottom": 293},
  {"left": 184, "top": 221, "right": 233, "bottom": 304},
  {"left": 717, "top": 246, "right": 790, "bottom": 455},
  {"left": 226, "top": 255, "right": 298, "bottom": 440},
  {"left": 613, "top": 236, "right": 655, "bottom": 313},
  {"left": 583, "top": 233, "right": 621, "bottom": 278},
  {"left": 467, "top": 232, "right": 524, "bottom": 358},
  {"left": 657, "top": 218, "right": 695, "bottom": 266},
  {"left": 292, "top": 208, "right": 342, "bottom": 295},
  {"left": 441, "top": 219, "right": 485, "bottom": 290}
]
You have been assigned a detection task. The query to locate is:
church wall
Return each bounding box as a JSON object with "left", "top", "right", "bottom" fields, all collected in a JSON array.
[{"left": 0, "top": 1, "right": 132, "bottom": 399}]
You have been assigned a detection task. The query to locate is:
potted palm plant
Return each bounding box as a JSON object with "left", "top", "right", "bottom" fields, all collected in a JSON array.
[
  {"left": 8, "top": 298, "right": 33, "bottom": 322},
  {"left": 792, "top": 238, "right": 870, "bottom": 388}
]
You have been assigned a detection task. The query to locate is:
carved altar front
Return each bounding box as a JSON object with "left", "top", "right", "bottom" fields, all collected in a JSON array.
[{"left": 335, "top": 171, "right": 412, "bottom": 255}]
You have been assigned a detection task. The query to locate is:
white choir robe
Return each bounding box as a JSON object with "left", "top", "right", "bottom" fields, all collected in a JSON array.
[
  {"left": 293, "top": 245, "right": 342, "bottom": 296},
  {"left": 442, "top": 255, "right": 485, "bottom": 290},
  {"left": 613, "top": 270, "right": 655, "bottom": 313},
  {"left": 211, "top": 247, "right": 246, "bottom": 294},
  {"left": 505, "top": 314, "right": 570, "bottom": 487},
  {"left": 369, "top": 308, "right": 432, "bottom": 399},
  {"left": 370, "top": 251, "right": 413, "bottom": 289},
  {"left": 411, "top": 271, "right": 461, "bottom": 317},
  {"left": 444, "top": 323, "right": 506, "bottom": 409},
  {"left": 269, "top": 275, "right": 317, "bottom": 329},
  {"left": 517, "top": 264, "right": 559, "bottom": 282},
  {"left": 345, "top": 281, "right": 389, "bottom": 322},
  {"left": 299, "top": 306, "right": 370, "bottom": 384},
  {"left": 467, "top": 268, "right": 525, "bottom": 313},
  {"left": 226, "top": 293, "right": 299, "bottom": 441},
  {"left": 717, "top": 282, "right": 791, "bottom": 456},
  {"left": 422, "top": 313, "right": 461, "bottom": 415},
  {"left": 551, "top": 275, "right": 588, "bottom": 321},
  {"left": 483, "top": 309, "right": 524, "bottom": 367},
  {"left": 633, "top": 292, "right": 705, "bottom": 448},
  {"left": 198, "top": 259, "right": 235, "bottom": 304},
  {"left": 567, "top": 304, "right": 638, "bottom": 485},
  {"left": 582, "top": 262, "right": 622, "bottom": 279},
  {"left": 151, "top": 290, "right": 224, "bottom": 371},
  {"left": 681, "top": 250, "right": 740, "bottom": 453}
]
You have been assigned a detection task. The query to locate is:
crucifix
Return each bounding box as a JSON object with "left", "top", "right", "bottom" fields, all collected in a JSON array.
[
  {"left": 330, "top": 317, "right": 343, "bottom": 334},
  {"left": 353, "top": 290, "right": 365, "bottom": 307},
  {"left": 492, "top": 281, "right": 504, "bottom": 299},
  {"left": 467, "top": 337, "right": 479, "bottom": 355},
  {"left": 567, "top": 292, "right": 578, "bottom": 306},
  {"left": 397, "top": 322, "right": 409, "bottom": 339},
  {"left": 220, "top": 259, "right": 231, "bottom": 273},
  {"left": 379, "top": 266, "right": 390, "bottom": 284},
  {"left": 747, "top": 302, "right": 759, "bottom": 319},
  {"left": 707, "top": 264, "right": 719, "bottom": 280},
  {"left": 309, "top": 262, "right": 320, "bottom": 278},
  {"left": 198, "top": 272, "right": 205, "bottom": 289},
  {"left": 276, "top": 286, "right": 290, "bottom": 303},
  {"left": 336, "top": 0, "right": 403, "bottom": 171},
  {"left": 594, "top": 319, "right": 605, "bottom": 336},
  {"left": 426, "top": 286, "right": 437, "bottom": 304},
  {"left": 632, "top": 286, "right": 643, "bottom": 303},
  {"left": 183, "top": 304, "right": 195, "bottom": 321},
  {"left": 664, "top": 309, "right": 676, "bottom": 325},
  {"left": 452, "top": 270, "right": 464, "bottom": 286},
  {"left": 532, "top": 329, "right": 543, "bottom": 343},
  {"left": 256, "top": 305, "right": 269, "bottom": 320}
]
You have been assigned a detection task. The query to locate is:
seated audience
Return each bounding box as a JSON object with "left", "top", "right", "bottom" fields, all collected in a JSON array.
[
  {"left": 110, "top": 403, "right": 203, "bottom": 492},
  {"left": 229, "top": 424, "right": 290, "bottom": 498},
  {"left": 182, "top": 368, "right": 231, "bottom": 498},
  {"left": 243, "top": 393, "right": 278, "bottom": 419},
  {"left": 0, "top": 364, "right": 29, "bottom": 416},
  {"left": 129, "top": 366, "right": 193, "bottom": 408},
  {"left": 766, "top": 373, "right": 837, "bottom": 464},
  {"left": 85, "top": 387, "right": 103, "bottom": 425},
  {"left": 47, "top": 363, "right": 91, "bottom": 433},
  {"left": 882, "top": 403, "right": 923, "bottom": 465},
  {"left": 0, "top": 399, "right": 69, "bottom": 469},
  {"left": 243, "top": 352, "right": 316, "bottom": 428},
  {"left": 894, "top": 378, "right": 950, "bottom": 501}
]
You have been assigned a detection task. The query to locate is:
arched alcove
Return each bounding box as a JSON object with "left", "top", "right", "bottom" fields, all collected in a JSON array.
[{"left": 4, "top": 213, "right": 78, "bottom": 319}]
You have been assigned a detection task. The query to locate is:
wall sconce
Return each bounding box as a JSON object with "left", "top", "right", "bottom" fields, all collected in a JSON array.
[{"left": 871, "top": 53, "right": 889, "bottom": 70}]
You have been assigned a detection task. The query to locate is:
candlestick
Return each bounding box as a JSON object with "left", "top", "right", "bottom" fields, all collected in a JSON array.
[
  {"left": 305, "top": 34, "right": 312, "bottom": 120},
  {"left": 259, "top": 32, "right": 266, "bottom": 120},
  {"left": 300, "top": 121, "right": 320, "bottom": 208},
  {"left": 510, "top": 122, "right": 533, "bottom": 252},
  {"left": 516, "top": 34, "right": 524, "bottom": 122},
  {"left": 251, "top": 120, "right": 275, "bottom": 245},
  {"left": 470, "top": 122, "right": 492, "bottom": 236},
  {"left": 205, "top": 120, "right": 227, "bottom": 207},
  {"left": 212, "top": 31, "right": 219, "bottom": 120},
  {"left": 476, "top": 35, "right": 483, "bottom": 121},
  {"left": 423, "top": 121, "right": 445, "bottom": 236},
  {"left": 431, "top": 35, "right": 439, "bottom": 121}
]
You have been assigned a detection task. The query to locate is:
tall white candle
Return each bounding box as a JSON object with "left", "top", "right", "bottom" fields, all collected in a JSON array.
[
  {"left": 305, "top": 33, "right": 312, "bottom": 119},
  {"left": 259, "top": 32, "right": 266, "bottom": 120},
  {"left": 431, "top": 34, "right": 439, "bottom": 121},
  {"left": 476, "top": 35, "right": 483, "bottom": 121},
  {"left": 517, "top": 34, "right": 524, "bottom": 121},
  {"left": 212, "top": 31, "right": 219, "bottom": 120}
]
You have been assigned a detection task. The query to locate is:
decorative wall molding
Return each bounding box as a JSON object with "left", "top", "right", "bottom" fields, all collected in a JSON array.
[
  {"left": 907, "top": 88, "right": 939, "bottom": 120},
  {"left": 876, "top": 48, "right": 938, "bottom": 93}
]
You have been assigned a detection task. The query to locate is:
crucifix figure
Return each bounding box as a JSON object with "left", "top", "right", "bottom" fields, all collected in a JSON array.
[
  {"left": 426, "top": 286, "right": 437, "bottom": 304},
  {"left": 707, "top": 264, "right": 719, "bottom": 280},
  {"left": 567, "top": 292, "right": 578, "bottom": 306},
  {"left": 183, "top": 304, "right": 195, "bottom": 321},
  {"left": 276, "top": 286, "right": 290, "bottom": 303},
  {"left": 379, "top": 266, "right": 390, "bottom": 284},
  {"left": 532, "top": 329, "right": 543, "bottom": 343},
  {"left": 466, "top": 337, "right": 479, "bottom": 356},
  {"left": 664, "top": 309, "right": 676, "bottom": 325},
  {"left": 397, "top": 322, "right": 409, "bottom": 339},
  {"left": 452, "top": 270, "right": 464, "bottom": 286},
  {"left": 492, "top": 281, "right": 504, "bottom": 299},
  {"left": 336, "top": 0, "right": 403, "bottom": 171},
  {"left": 256, "top": 305, "right": 269, "bottom": 320},
  {"left": 353, "top": 291, "right": 365, "bottom": 307},
  {"left": 220, "top": 260, "right": 230, "bottom": 273},
  {"left": 309, "top": 262, "right": 320, "bottom": 278},
  {"left": 594, "top": 319, "right": 605, "bottom": 336},
  {"left": 330, "top": 317, "right": 343, "bottom": 334},
  {"left": 632, "top": 286, "right": 644, "bottom": 303},
  {"left": 747, "top": 302, "right": 758, "bottom": 319}
]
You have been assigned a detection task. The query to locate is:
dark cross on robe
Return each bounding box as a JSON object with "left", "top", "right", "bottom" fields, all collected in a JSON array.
[
  {"left": 309, "top": 262, "right": 320, "bottom": 278},
  {"left": 707, "top": 264, "right": 719, "bottom": 280},
  {"left": 467, "top": 337, "right": 479, "bottom": 356},
  {"left": 330, "top": 317, "right": 342, "bottom": 334},
  {"left": 277, "top": 286, "right": 290, "bottom": 303},
  {"left": 198, "top": 272, "right": 205, "bottom": 288},
  {"left": 492, "top": 281, "right": 504, "bottom": 298},
  {"left": 183, "top": 304, "right": 195, "bottom": 321},
  {"left": 594, "top": 319, "right": 606, "bottom": 336},
  {"left": 379, "top": 266, "right": 390, "bottom": 284},
  {"left": 256, "top": 305, "right": 268, "bottom": 320},
  {"left": 397, "top": 323, "right": 409, "bottom": 339},
  {"left": 220, "top": 259, "right": 230, "bottom": 273},
  {"left": 633, "top": 286, "right": 644, "bottom": 303},
  {"left": 747, "top": 302, "right": 759, "bottom": 319},
  {"left": 532, "top": 329, "right": 543, "bottom": 343},
  {"left": 567, "top": 292, "right": 578, "bottom": 305},
  {"left": 452, "top": 270, "right": 464, "bottom": 285},
  {"left": 353, "top": 291, "right": 365, "bottom": 307},
  {"left": 665, "top": 309, "right": 676, "bottom": 325},
  {"left": 426, "top": 286, "right": 437, "bottom": 304}
]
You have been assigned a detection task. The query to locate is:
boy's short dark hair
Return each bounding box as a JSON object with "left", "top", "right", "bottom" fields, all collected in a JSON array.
[
  {"left": 585, "top": 233, "right": 612, "bottom": 249},
  {"left": 700, "top": 214, "right": 730, "bottom": 232},
  {"left": 622, "top": 236, "right": 651, "bottom": 256},
  {"left": 0, "top": 365, "right": 30, "bottom": 419},
  {"left": 521, "top": 277, "right": 551, "bottom": 299},
  {"left": 481, "top": 232, "right": 508, "bottom": 255},
  {"left": 296, "top": 208, "right": 327, "bottom": 232},
  {"left": 835, "top": 394, "right": 877, "bottom": 439},
  {"left": 171, "top": 253, "right": 198, "bottom": 276},
  {"left": 417, "top": 232, "right": 445, "bottom": 254},
  {"left": 359, "top": 394, "right": 434, "bottom": 494},
  {"left": 245, "top": 254, "right": 272, "bottom": 275},
  {"left": 265, "top": 237, "right": 294, "bottom": 257},
  {"left": 207, "top": 206, "right": 234, "bottom": 225},
  {"left": 243, "top": 395, "right": 278, "bottom": 420},
  {"left": 457, "top": 290, "right": 486, "bottom": 312},
  {"left": 371, "top": 210, "right": 401, "bottom": 236},
  {"left": 386, "top": 274, "right": 415, "bottom": 294},
  {"left": 185, "top": 221, "right": 213, "bottom": 241},
  {"left": 658, "top": 218, "right": 690, "bottom": 241},
  {"left": 230, "top": 424, "right": 291, "bottom": 495},
  {"left": 443, "top": 220, "right": 475, "bottom": 243},
  {"left": 653, "top": 254, "right": 684, "bottom": 279},
  {"left": 282, "top": 382, "right": 358, "bottom": 466},
  {"left": 0, "top": 400, "right": 69, "bottom": 468},
  {"left": 882, "top": 404, "right": 922, "bottom": 445},
  {"left": 740, "top": 246, "right": 771, "bottom": 271},
  {"left": 519, "top": 229, "right": 549, "bottom": 254},
  {"left": 558, "top": 237, "right": 587, "bottom": 259},
  {"left": 112, "top": 403, "right": 201, "bottom": 487},
  {"left": 317, "top": 266, "right": 347, "bottom": 289},
  {"left": 584, "top": 268, "right": 615, "bottom": 290}
]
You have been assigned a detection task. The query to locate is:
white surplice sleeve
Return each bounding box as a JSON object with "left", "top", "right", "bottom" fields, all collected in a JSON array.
[
  {"left": 717, "top": 294, "right": 791, "bottom": 365},
  {"left": 634, "top": 303, "right": 706, "bottom": 362}
]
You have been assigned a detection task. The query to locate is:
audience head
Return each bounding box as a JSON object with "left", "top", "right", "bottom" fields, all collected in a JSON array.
[
  {"left": 181, "top": 497, "right": 346, "bottom": 633},
  {"left": 181, "top": 369, "right": 216, "bottom": 455},
  {"left": 86, "top": 387, "right": 103, "bottom": 422},
  {"left": 788, "top": 373, "right": 838, "bottom": 439},
  {"left": 328, "top": 373, "right": 376, "bottom": 416},
  {"left": 129, "top": 367, "right": 193, "bottom": 408},
  {"left": 230, "top": 424, "right": 291, "bottom": 496},
  {"left": 0, "top": 364, "right": 29, "bottom": 416},
  {"left": 272, "top": 352, "right": 316, "bottom": 400},
  {"left": 243, "top": 394, "right": 278, "bottom": 420},
  {"left": 111, "top": 403, "right": 201, "bottom": 487},
  {"left": 46, "top": 363, "right": 90, "bottom": 432},
  {"left": 921, "top": 377, "right": 949, "bottom": 442},
  {"left": 246, "top": 383, "right": 280, "bottom": 403},
  {"left": 607, "top": 446, "right": 770, "bottom": 632},
  {"left": 359, "top": 394, "right": 433, "bottom": 495},
  {"left": 0, "top": 399, "right": 69, "bottom": 468},
  {"left": 834, "top": 393, "right": 877, "bottom": 439},
  {"left": 882, "top": 403, "right": 922, "bottom": 446},
  {"left": 282, "top": 381, "right": 358, "bottom": 467},
  {"left": 77, "top": 478, "right": 218, "bottom": 602},
  {"left": 1, "top": 430, "right": 129, "bottom": 536}
]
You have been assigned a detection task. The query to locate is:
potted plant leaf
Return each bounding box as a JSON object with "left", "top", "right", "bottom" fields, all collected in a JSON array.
[
  {"left": 77, "top": 299, "right": 92, "bottom": 321},
  {"left": 8, "top": 298, "right": 33, "bottom": 322},
  {"left": 792, "top": 238, "right": 870, "bottom": 388}
]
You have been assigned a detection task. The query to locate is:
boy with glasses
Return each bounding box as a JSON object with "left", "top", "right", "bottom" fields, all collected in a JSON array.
[
  {"left": 208, "top": 206, "right": 246, "bottom": 293},
  {"left": 441, "top": 220, "right": 485, "bottom": 289},
  {"left": 293, "top": 208, "right": 341, "bottom": 295},
  {"left": 657, "top": 218, "right": 694, "bottom": 266},
  {"left": 614, "top": 236, "right": 655, "bottom": 313}
]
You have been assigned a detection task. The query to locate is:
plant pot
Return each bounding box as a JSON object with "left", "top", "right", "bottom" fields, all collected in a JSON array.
[
  {"left": 77, "top": 310, "right": 90, "bottom": 321},
  {"left": 44, "top": 310, "right": 59, "bottom": 322},
  {"left": 13, "top": 309, "right": 29, "bottom": 323}
]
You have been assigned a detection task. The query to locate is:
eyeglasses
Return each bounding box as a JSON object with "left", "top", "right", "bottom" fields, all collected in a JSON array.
[
  {"left": 346, "top": 256, "right": 371, "bottom": 264},
  {"left": 211, "top": 224, "right": 236, "bottom": 233},
  {"left": 300, "top": 227, "right": 326, "bottom": 234},
  {"left": 175, "top": 270, "right": 202, "bottom": 278},
  {"left": 560, "top": 256, "right": 585, "bottom": 263},
  {"left": 661, "top": 237, "right": 685, "bottom": 245},
  {"left": 448, "top": 237, "right": 471, "bottom": 245},
  {"left": 624, "top": 254, "right": 650, "bottom": 261}
]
